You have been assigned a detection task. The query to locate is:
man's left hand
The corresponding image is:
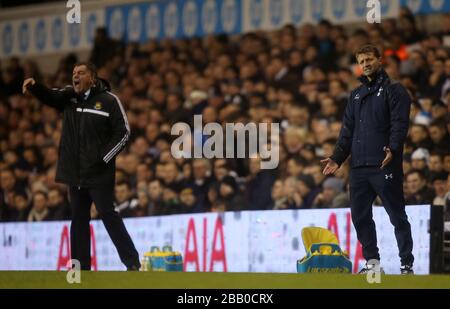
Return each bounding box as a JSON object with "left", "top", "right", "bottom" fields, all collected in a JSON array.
[{"left": 380, "top": 146, "right": 393, "bottom": 169}]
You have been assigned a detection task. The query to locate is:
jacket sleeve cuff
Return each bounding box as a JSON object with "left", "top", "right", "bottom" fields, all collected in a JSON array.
[
  {"left": 330, "top": 154, "right": 344, "bottom": 167},
  {"left": 388, "top": 143, "right": 400, "bottom": 153}
]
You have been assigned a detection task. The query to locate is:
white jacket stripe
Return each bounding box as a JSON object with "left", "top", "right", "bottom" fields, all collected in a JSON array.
[{"left": 103, "top": 92, "right": 130, "bottom": 163}]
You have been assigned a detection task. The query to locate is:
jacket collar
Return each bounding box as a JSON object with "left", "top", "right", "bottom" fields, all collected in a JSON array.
[
  {"left": 358, "top": 68, "right": 389, "bottom": 87},
  {"left": 85, "top": 78, "right": 111, "bottom": 99}
]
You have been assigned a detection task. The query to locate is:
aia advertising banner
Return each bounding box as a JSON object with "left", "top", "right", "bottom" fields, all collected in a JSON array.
[{"left": 0, "top": 206, "right": 430, "bottom": 274}]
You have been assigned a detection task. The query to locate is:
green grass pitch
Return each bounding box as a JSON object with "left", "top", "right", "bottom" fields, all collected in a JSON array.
[{"left": 1, "top": 271, "right": 450, "bottom": 289}]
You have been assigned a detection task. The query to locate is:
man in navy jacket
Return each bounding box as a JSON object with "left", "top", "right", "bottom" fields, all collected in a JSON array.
[{"left": 322, "top": 45, "right": 414, "bottom": 274}]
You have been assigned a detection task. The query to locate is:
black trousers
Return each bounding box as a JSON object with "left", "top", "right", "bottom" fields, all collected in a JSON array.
[
  {"left": 349, "top": 166, "right": 414, "bottom": 266},
  {"left": 69, "top": 185, "right": 140, "bottom": 270}
]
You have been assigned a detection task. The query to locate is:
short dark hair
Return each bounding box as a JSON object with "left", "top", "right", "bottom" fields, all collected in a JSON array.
[
  {"left": 288, "top": 155, "right": 307, "bottom": 166},
  {"left": 318, "top": 19, "right": 332, "bottom": 28},
  {"left": 324, "top": 138, "right": 338, "bottom": 145},
  {"left": 431, "top": 171, "right": 448, "bottom": 183},
  {"left": 33, "top": 190, "right": 48, "bottom": 199},
  {"left": 407, "top": 169, "right": 426, "bottom": 180},
  {"left": 116, "top": 181, "right": 131, "bottom": 189},
  {"left": 48, "top": 186, "right": 63, "bottom": 195},
  {"left": 0, "top": 168, "right": 14, "bottom": 176},
  {"left": 430, "top": 153, "right": 443, "bottom": 160},
  {"left": 429, "top": 118, "right": 446, "bottom": 130},
  {"left": 355, "top": 44, "right": 381, "bottom": 59},
  {"left": 74, "top": 61, "right": 97, "bottom": 78}
]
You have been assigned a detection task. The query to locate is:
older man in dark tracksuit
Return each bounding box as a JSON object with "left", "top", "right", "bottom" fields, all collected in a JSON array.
[
  {"left": 321, "top": 45, "right": 414, "bottom": 274},
  {"left": 23, "top": 62, "right": 140, "bottom": 271}
]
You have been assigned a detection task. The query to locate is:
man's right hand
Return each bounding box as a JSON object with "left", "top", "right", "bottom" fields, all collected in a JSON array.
[
  {"left": 320, "top": 157, "right": 339, "bottom": 175},
  {"left": 22, "top": 78, "right": 35, "bottom": 94}
]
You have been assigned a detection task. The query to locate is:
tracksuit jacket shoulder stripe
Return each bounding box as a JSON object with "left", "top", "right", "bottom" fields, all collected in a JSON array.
[
  {"left": 29, "top": 80, "right": 129, "bottom": 187},
  {"left": 330, "top": 69, "right": 411, "bottom": 168}
]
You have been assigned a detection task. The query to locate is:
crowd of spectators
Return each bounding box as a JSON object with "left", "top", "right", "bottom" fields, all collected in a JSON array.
[{"left": 0, "top": 8, "right": 449, "bottom": 222}]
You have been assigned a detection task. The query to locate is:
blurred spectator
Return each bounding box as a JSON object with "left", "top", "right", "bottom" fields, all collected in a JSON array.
[
  {"left": 219, "top": 175, "right": 247, "bottom": 212},
  {"left": 207, "top": 183, "right": 220, "bottom": 210},
  {"left": 0, "top": 168, "right": 20, "bottom": 221},
  {"left": 282, "top": 177, "right": 302, "bottom": 209},
  {"left": 398, "top": 12, "right": 423, "bottom": 44},
  {"left": 136, "top": 162, "right": 153, "bottom": 184},
  {"left": 428, "top": 58, "right": 446, "bottom": 99},
  {"left": 114, "top": 182, "right": 138, "bottom": 217},
  {"left": 443, "top": 174, "right": 450, "bottom": 219},
  {"left": 179, "top": 187, "right": 205, "bottom": 213},
  {"left": 316, "top": 19, "right": 336, "bottom": 70},
  {"left": 11, "top": 189, "right": 30, "bottom": 221},
  {"left": 405, "top": 170, "right": 435, "bottom": 205},
  {"left": 162, "top": 162, "right": 181, "bottom": 190},
  {"left": 148, "top": 179, "right": 164, "bottom": 216},
  {"left": 429, "top": 153, "right": 444, "bottom": 175},
  {"left": 408, "top": 124, "right": 433, "bottom": 149},
  {"left": 321, "top": 138, "right": 338, "bottom": 158},
  {"left": 304, "top": 162, "right": 326, "bottom": 188},
  {"left": 189, "top": 159, "right": 213, "bottom": 208},
  {"left": 246, "top": 157, "right": 276, "bottom": 210},
  {"left": 128, "top": 189, "right": 150, "bottom": 217},
  {"left": 269, "top": 56, "right": 298, "bottom": 92},
  {"left": 160, "top": 185, "right": 182, "bottom": 215},
  {"left": 286, "top": 156, "right": 307, "bottom": 178},
  {"left": 411, "top": 148, "right": 430, "bottom": 175},
  {"left": 297, "top": 174, "right": 320, "bottom": 209},
  {"left": 0, "top": 13, "right": 448, "bottom": 220},
  {"left": 28, "top": 190, "right": 49, "bottom": 222},
  {"left": 270, "top": 179, "right": 287, "bottom": 209},
  {"left": 1, "top": 57, "right": 24, "bottom": 97},
  {"left": 90, "top": 27, "right": 121, "bottom": 69},
  {"left": 432, "top": 172, "right": 449, "bottom": 206},
  {"left": 47, "top": 187, "right": 70, "bottom": 220},
  {"left": 313, "top": 177, "right": 349, "bottom": 208},
  {"left": 23, "top": 60, "right": 43, "bottom": 82},
  {"left": 428, "top": 119, "right": 450, "bottom": 154}
]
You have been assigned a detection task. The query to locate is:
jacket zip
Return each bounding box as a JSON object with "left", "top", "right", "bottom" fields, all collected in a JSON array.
[{"left": 77, "top": 99, "right": 82, "bottom": 189}]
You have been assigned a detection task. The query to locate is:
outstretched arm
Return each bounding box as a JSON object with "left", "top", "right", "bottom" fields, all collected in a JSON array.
[{"left": 23, "top": 78, "right": 73, "bottom": 112}]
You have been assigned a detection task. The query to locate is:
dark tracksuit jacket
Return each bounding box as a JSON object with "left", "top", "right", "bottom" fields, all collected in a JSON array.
[
  {"left": 29, "top": 79, "right": 139, "bottom": 270},
  {"left": 331, "top": 69, "right": 414, "bottom": 266},
  {"left": 29, "top": 79, "right": 129, "bottom": 187}
]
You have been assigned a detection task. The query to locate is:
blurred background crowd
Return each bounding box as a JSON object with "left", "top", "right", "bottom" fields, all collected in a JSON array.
[{"left": 0, "top": 7, "right": 449, "bottom": 222}]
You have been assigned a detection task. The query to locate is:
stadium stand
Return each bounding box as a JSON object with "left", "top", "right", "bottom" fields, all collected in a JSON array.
[{"left": 0, "top": 8, "right": 449, "bottom": 224}]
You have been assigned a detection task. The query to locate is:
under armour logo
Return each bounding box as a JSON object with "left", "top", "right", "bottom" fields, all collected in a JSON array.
[
  {"left": 354, "top": 94, "right": 360, "bottom": 100},
  {"left": 385, "top": 173, "right": 393, "bottom": 179},
  {"left": 377, "top": 87, "right": 383, "bottom": 97}
]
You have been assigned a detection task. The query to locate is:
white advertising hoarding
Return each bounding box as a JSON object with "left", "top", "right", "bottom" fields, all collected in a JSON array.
[
  {"left": 0, "top": 9, "right": 104, "bottom": 59},
  {"left": 242, "top": 0, "right": 400, "bottom": 32},
  {"left": 0, "top": 206, "right": 430, "bottom": 274}
]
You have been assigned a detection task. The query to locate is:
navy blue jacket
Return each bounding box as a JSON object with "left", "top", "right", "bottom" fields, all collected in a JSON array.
[{"left": 331, "top": 69, "right": 411, "bottom": 169}]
